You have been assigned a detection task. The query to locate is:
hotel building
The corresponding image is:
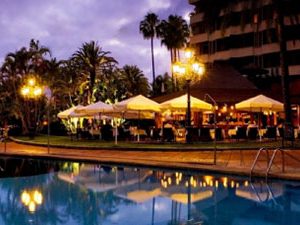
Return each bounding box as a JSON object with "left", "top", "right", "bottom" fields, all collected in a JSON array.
[{"left": 188, "top": 0, "right": 300, "bottom": 103}]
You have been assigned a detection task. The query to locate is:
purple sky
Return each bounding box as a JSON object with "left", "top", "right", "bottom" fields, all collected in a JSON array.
[{"left": 0, "top": 0, "right": 193, "bottom": 82}]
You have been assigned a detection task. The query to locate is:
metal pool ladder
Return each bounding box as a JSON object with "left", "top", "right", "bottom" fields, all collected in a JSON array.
[{"left": 250, "top": 147, "right": 285, "bottom": 180}]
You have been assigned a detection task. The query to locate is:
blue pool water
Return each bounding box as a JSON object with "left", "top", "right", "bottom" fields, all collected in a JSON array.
[{"left": 0, "top": 158, "right": 299, "bottom": 225}]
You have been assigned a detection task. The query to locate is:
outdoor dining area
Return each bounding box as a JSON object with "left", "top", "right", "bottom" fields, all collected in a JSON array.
[{"left": 57, "top": 94, "right": 299, "bottom": 144}]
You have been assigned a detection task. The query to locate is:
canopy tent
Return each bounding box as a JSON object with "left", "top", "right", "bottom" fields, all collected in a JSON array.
[
  {"left": 57, "top": 105, "right": 85, "bottom": 119},
  {"left": 75, "top": 100, "right": 113, "bottom": 116},
  {"left": 235, "top": 94, "right": 284, "bottom": 112},
  {"left": 160, "top": 94, "right": 213, "bottom": 112}
]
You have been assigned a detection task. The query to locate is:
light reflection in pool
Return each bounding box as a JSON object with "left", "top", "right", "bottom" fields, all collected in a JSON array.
[{"left": 0, "top": 159, "right": 298, "bottom": 225}]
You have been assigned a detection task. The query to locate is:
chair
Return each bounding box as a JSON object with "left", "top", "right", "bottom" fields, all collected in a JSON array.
[
  {"left": 68, "top": 127, "right": 77, "bottom": 141},
  {"left": 101, "top": 125, "right": 113, "bottom": 141},
  {"left": 150, "top": 128, "right": 161, "bottom": 141},
  {"left": 199, "top": 127, "right": 212, "bottom": 142},
  {"left": 265, "top": 126, "right": 277, "bottom": 140},
  {"left": 247, "top": 127, "right": 258, "bottom": 140},
  {"left": 215, "top": 128, "right": 223, "bottom": 141},
  {"left": 236, "top": 127, "right": 247, "bottom": 140},
  {"left": 175, "top": 128, "right": 187, "bottom": 143},
  {"left": 187, "top": 128, "right": 199, "bottom": 142},
  {"left": 278, "top": 127, "right": 284, "bottom": 138},
  {"left": 162, "top": 128, "right": 175, "bottom": 142}
]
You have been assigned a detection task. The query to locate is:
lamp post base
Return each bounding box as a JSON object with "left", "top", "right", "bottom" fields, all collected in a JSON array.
[{"left": 185, "top": 126, "right": 192, "bottom": 144}]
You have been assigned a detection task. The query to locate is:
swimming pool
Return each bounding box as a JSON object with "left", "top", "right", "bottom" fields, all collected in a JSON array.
[{"left": 0, "top": 157, "right": 299, "bottom": 225}]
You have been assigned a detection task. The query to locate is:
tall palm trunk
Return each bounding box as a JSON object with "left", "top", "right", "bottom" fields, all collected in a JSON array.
[
  {"left": 150, "top": 37, "right": 156, "bottom": 89},
  {"left": 89, "top": 68, "right": 96, "bottom": 104},
  {"left": 276, "top": 0, "right": 292, "bottom": 126},
  {"left": 170, "top": 49, "right": 175, "bottom": 92},
  {"left": 11, "top": 77, "right": 29, "bottom": 134}
]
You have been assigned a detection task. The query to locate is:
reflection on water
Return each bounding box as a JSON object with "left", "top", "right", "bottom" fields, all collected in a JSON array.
[{"left": 0, "top": 158, "right": 299, "bottom": 224}]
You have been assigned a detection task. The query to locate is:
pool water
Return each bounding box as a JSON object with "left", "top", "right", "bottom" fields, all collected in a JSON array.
[{"left": 0, "top": 158, "right": 299, "bottom": 225}]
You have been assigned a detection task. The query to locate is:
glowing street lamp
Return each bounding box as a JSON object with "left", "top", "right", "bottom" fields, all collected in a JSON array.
[
  {"left": 20, "top": 76, "right": 43, "bottom": 139},
  {"left": 21, "top": 77, "right": 42, "bottom": 99},
  {"left": 172, "top": 49, "right": 205, "bottom": 143}
]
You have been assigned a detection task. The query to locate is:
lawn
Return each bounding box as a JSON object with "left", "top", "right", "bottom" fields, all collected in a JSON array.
[{"left": 12, "top": 135, "right": 300, "bottom": 150}]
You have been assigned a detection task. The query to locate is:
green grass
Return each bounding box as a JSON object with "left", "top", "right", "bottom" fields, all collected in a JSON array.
[{"left": 12, "top": 135, "right": 300, "bottom": 150}]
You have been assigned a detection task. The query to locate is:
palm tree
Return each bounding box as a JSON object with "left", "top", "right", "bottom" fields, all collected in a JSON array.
[
  {"left": 153, "top": 72, "right": 172, "bottom": 96},
  {"left": 72, "top": 41, "right": 117, "bottom": 104},
  {"left": 95, "top": 68, "right": 128, "bottom": 103},
  {"left": 60, "top": 59, "right": 83, "bottom": 107},
  {"left": 157, "top": 15, "right": 190, "bottom": 91},
  {"left": 121, "top": 65, "right": 150, "bottom": 97},
  {"left": 0, "top": 39, "right": 50, "bottom": 134},
  {"left": 139, "top": 12, "right": 160, "bottom": 89}
]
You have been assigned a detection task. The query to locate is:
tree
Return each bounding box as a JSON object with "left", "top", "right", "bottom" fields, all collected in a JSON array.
[
  {"left": 94, "top": 67, "right": 128, "bottom": 103},
  {"left": 153, "top": 72, "right": 173, "bottom": 96},
  {"left": 0, "top": 39, "right": 50, "bottom": 134},
  {"left": 139, "top": 12, "right": 160, "bottom": 89},
  {"left": 72, "top": 41, "right": 117, "bottom": 104},
  {"left": 120, "top": 65, "right": 150, "bottom": 97},
  {"left": 157, "top": 15, "right": 190, "bottom": 91}
]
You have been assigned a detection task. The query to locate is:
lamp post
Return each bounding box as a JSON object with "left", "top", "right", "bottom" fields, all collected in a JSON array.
[
  {"left": 20, "top": 77, "right": 42, "bottom": 139},
  {"left": 204, "top": 93, "right": 217, "bottom": 165},
  {"left": 173, "top": 49, "right": 205, "bottom": 143}
]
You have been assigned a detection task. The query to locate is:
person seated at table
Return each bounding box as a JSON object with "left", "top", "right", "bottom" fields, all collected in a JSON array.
[{"left": 89, "top": 124, "right": 100, "bottom": 139}]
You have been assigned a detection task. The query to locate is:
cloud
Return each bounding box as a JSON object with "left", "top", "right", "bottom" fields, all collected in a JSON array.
[{"left": 0, "top": 0, "right": 193, "bottom": 81}]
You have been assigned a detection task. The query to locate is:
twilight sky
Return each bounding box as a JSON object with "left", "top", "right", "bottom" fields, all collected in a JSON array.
[{"left": 0, "top": 0, "right": 193, "bottom": 82}]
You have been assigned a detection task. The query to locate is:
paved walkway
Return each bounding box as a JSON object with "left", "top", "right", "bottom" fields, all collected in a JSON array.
[{"left": 1, "top": 141, "right": 300, "bottom": 180}]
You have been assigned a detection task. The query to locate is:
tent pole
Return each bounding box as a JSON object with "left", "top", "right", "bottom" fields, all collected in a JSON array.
[
  {"left": 259, "top": 108, "right": 262, "bottom": 142},
  {"left": 137, "top": 111, "right": 140, "bottom": 142}
]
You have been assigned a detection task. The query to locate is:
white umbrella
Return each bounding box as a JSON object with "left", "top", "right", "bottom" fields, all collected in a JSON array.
[
  {"left": 57, "top": 105, "right": 85, "bottom": 119},
  {"left": 113, "top": 95, "right": 161, "bottom": 142},
  {"left": 160, "top": 94, "right": 213, "bottom": 112},
  {"left": 235, "top": 94, "right": 283, "bottom": 112},
  {"left": 235, "top": 94, "right": 284, "bottom": 140},
  {"left": 113, "top": 95, "right": 161, "bottom": 113},
  {"left": 75, "top": 100, "right": 114, "bottom": 116}
]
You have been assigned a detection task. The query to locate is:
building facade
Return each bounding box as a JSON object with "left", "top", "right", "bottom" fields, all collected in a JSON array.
[{"left": 188, "top": 0, "right": 300, "bottom": 103}]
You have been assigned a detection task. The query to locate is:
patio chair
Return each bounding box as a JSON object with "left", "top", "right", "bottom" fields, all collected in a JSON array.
[
  {"left": 101, "top": 124, "right": 113, "bottom": 141},
  {"left": 68, "top": 126, "right": 77, "bottom": 141},
  {"left": 236, "top": 127, "right": 247, "bottom": 140},
  {"left": 215, "top": 127, "right": 223, "bottom": 141},
  {"left": 278, "top": 127, "right": 284, "bottom": 138},
  {"left": 117, "top": 127, "right": 126, "bottom": 141},
  {"left": 265, "top": 126, "right": 277, "bottom": 140},
  {"left": 199, "top": 127, "right": 212, "bottom": 142},
  {"left": 162, "top": 128, "right": 175, "bottom": 142},
  {"left": 187, "top": 127, "right": 199, "bottom": 142},
  {"left": 247, "top": 127, "right": 258, "bottom": 140},
  {"left": 150, "top": 128, "right": 161, "bottom": 141}
]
